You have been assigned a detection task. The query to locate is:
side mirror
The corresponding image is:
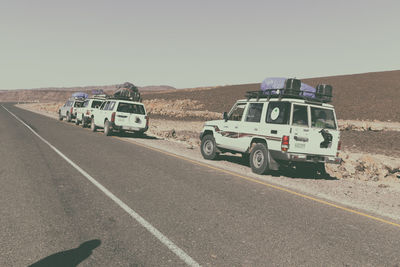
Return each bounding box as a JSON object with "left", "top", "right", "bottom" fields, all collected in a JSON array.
[{"left": 223, "top": 112, "right": 228, "bottom": 122}]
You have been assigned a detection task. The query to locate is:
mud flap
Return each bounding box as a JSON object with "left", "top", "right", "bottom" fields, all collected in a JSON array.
[{"left": 267, "top": 150, "right": 280, "bottom": 171}]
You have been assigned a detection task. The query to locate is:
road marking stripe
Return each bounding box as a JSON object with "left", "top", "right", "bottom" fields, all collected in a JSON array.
[
  {"left": 1, "top": 105, "right": 201, "bottom": 267},
  {"left": 117, "top": 137, "right": 400, "bottom": 229}
]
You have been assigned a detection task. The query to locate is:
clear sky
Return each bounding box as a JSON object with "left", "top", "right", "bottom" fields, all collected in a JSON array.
[{"left": 1, "top": 0, "right": 399, "bottom": 89}]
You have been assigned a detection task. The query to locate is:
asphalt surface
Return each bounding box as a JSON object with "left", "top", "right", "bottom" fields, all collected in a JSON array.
[{"left": 1, "top": 102, "right": 400, "bottom": 266}]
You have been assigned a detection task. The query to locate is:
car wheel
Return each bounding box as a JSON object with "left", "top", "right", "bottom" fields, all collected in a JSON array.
[
  {"left": 91, "top": 119, "right": 97, "bottom": 132},
  {"left": 75, "top": 117, "right": 79, "bottom": 125},
  {"left": 250, "top": 143, "right": 270, "bottom": 174},
  {"left": 200, "top": 134, "right": 218, "bottom": 160},
  {"left": 66, "top": 113, "right": 71, "bottom": 122},
  {"left": 104, "top": 120, "right": 112, "bottom": 136},
  {"left": 58, "top": 112, "right": 63, "bottom": 121}
]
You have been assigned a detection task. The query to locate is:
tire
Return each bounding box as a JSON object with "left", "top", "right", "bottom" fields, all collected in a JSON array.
[
  {"left": 66, "top": 113, "right": 71, "bottom": 122},
  {"left": 75, "top": 117, "right": 79, "bottom": 125},
  {"left": 250, "top": 143, "right": 270, "bottom": 174},
  {"left": 58, "top": 112, "right": 63, "bottom": 121},
  {"left": 104, "top": 120, "right": 112, "bottom": 136},
  {"left": 200, "top": 134, "right": 218, "bottom": 160},
  {"left": 91, "top": 119, "right": 97, "bottom": 132}
]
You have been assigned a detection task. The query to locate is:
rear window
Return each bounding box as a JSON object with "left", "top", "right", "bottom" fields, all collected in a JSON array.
[
  {"left": 117, "top": 102, "right": 145, "bottom": 114},
  {"left": 83, "top": 100, "right": 89, "bottom": 107},
  {"left": 266, "top": 102, "right": 291, "bottom": 124},
  {"left": 91, "top": 100, "right": 103, "bottom": 108},
  {"left": 292, "top": 105, "right": 308, "bottom": 127},
  {"left": 311, "top": 107, "right": 336, "bottom": 129}
]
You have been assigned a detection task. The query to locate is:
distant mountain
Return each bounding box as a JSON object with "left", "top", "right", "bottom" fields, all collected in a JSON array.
[{"left": 0, "top": 84, "right": 176, "bottom": 102}]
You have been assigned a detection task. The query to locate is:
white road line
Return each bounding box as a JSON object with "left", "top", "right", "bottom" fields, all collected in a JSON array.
[{"left": 1, "top": 105, "right": 201, "bottom": 267}]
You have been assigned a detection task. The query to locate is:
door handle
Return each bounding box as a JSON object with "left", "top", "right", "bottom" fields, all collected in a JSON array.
[
  {"left": 254, "top": 128, "right": 258, "bottom": 131},
  {"left": 271, "top": 130, "right": 277, "bottom": 134}
]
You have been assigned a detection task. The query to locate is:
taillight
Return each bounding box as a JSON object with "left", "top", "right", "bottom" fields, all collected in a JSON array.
[
  {"left": 70, "top": 107, "right": 73, "bottom": 114},
  {"left": 145, "top": 115, "right": 149, "bottom": 128},
  {"left": 336, "top": 140, "right": 341, "bottom": 157},
  {"left": 86, "top": 110, "right": 90, "bottom": 115},
  {"left": 111, "top": 112, "right": 116, "bottom": 123},
  {"left": 281, "top": 135, "right": 289, "bottom": 152}
]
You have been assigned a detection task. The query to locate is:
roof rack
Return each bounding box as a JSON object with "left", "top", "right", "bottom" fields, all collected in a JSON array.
[
  {"left": 105, "top": 95, "right": 142, "bottom": 102},
  {"left": 245, "top": 89, "right": 332, "bottom": 103}
]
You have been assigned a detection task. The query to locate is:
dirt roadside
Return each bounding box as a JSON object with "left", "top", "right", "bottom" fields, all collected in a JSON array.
[{"left": 14, "top": 103, "right": 400, "bottom": 224}]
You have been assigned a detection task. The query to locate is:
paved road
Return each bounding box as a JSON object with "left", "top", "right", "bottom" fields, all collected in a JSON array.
[{"left": 1, "top": 102, "right": 400, "bottom": 266}]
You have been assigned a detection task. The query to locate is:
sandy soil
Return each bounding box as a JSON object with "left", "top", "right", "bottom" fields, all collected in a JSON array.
[{"left": 15, "top": 103, "right": 400, "bottom": 224}]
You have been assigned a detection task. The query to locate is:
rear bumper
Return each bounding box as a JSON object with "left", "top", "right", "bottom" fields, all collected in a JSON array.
[
  {"left": 112, "top": 124, "right": 148, "bottom": 133},
  {"left": 270, "top": 150, "right": 342, "bottom": 164}
]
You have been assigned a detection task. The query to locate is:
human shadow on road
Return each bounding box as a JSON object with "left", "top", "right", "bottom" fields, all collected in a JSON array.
[
  {"left": 215, "top": 154, "right": 337, "bottom": 180},
  {"left": 28, "top": 239, "right": 101, "bottom": 267}
]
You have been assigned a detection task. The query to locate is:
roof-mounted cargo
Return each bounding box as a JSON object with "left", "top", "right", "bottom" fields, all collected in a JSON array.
[{"left": 249, "top": 77, "right": 333, "bottom": 103}]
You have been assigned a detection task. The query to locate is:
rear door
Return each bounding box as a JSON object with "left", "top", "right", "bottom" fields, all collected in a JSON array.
[
  {"left": 115, "top": 102, "right": 147, "bottom": 128},
  {"left": 289, "top": 104, "right": 311, "bottom": 153},
  {"left": 308, "top": 106, "right": 339, "bottom": 156}
]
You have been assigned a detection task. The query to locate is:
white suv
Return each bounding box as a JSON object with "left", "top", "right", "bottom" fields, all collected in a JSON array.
[
  {"left": 75, "top": 96, "right": 105, "bottom": 127},
  {"left": 200, "top": 92, "right": 341, "bottom": 175},
  {"left": 58, "top": 98, "right": 85, "bottom": 122},
  {"left": 91, "top": 99, "right": 148, "bottom": 136}
]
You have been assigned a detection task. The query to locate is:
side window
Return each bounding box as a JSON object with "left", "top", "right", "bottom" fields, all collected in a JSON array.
[
  {"left": 228, "top": 103, "right": 247, "bottom": 121},
  {"left": 266, "top": 102, "right": 291, "bottom": 124},
  {"left": 99, "top": 101, "right": 107, "bottom": 110},
  {"left": 245, "top": 103, "right": 264, "bottom": 123},
  {"left": 91, "top": 100, "right": 102, "bottom": 108},
  {"left": 292, "top": 105, "right": 309, "bottom": 127},
  {"left": 108, "top": 101, "right": 116, "bottom": 111},
  {"left": 103, "top": 101, "right": 110, "bottom": 110}
]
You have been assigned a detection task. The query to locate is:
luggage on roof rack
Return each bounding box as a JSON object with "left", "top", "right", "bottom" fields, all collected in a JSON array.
[
  {"left": 71, "top": 92, "right": 88, "bottom": 99},
  {"left": 113, "top": 82, "right": 141, "bottom": 102},
  {"left": 251, "top": 77, "right": 333, "bottom": 103},
  {"left": 316, "top": 84, "right": 332, "bottom": 102}
]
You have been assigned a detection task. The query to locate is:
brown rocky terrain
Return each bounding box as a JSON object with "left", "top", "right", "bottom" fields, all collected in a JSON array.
[{"left": 142, "top": 70, "right": 400, "bottom": 122}]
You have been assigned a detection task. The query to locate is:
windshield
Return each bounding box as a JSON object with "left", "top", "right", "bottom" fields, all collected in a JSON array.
[
  {"left": 311, "top": 107, "right": 336, "bottom": 129},
  {"left": 117, "top": 102, "right": 145, "bottom": 114}
]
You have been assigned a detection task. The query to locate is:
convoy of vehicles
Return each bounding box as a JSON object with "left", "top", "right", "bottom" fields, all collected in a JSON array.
[{"left": 59, "top": 78, "right": 341, "bottom": 177}]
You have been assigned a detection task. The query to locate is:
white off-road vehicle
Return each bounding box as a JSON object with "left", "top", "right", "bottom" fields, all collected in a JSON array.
[
  {"left": 200, "top": 86, "right": 342, "bottom": 176},
  {"left": 91, "top": 99, "right": 148, "bottom": 136},
  {"left": 75, "top": 96, "right": 105, "bottom": 127},
  {"left": 58, "top": 97, "right": 85, "bottom": 122}
]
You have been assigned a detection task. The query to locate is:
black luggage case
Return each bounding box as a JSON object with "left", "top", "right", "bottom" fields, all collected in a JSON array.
[
  {"left": 316, "top": 84, "right": 332, "bottom": 102},
  {"left": 284, "top": 78, "right": 301, "bottom": 96}
]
